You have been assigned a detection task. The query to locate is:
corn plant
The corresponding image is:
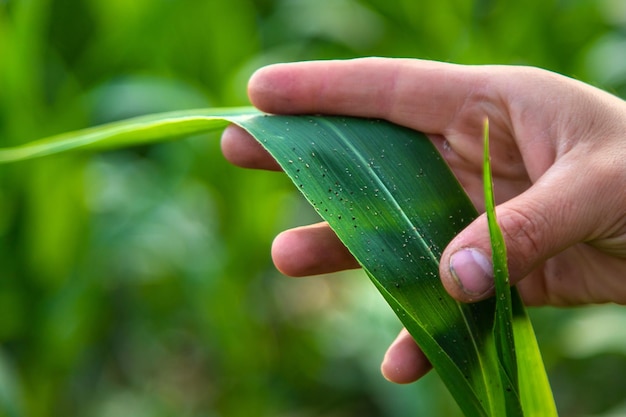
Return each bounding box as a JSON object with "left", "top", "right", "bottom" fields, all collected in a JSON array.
[{"left": 0, "top": 108, "right": 557, "bottom": 416}]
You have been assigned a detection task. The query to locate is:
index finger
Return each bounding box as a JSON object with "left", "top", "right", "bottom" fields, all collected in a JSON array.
[{"left": 248, "top": 57, "right": 494, "bottom": 135}]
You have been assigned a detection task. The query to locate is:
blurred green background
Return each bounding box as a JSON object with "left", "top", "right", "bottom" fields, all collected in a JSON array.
[{"left": 1, "top": 0, "right": 625, "bottom": 416}]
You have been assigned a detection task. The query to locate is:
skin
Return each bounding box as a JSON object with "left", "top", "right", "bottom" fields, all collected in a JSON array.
[{"left": 221, "top": 58, "right": 626, "bottom": 384}]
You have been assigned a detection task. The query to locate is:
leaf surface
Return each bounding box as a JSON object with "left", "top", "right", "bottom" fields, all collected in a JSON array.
[{"left": 0, "top": 109, "right": 557, "bottom": 416}]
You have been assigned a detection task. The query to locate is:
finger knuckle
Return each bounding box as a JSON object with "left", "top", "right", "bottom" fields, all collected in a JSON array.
[{"left": 496, "top": 205, "right": 550, "bottom": 273}]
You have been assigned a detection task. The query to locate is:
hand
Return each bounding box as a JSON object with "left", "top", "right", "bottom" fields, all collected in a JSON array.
[{"left": 221, "top": 58, "right": 626, "bottom": 384}]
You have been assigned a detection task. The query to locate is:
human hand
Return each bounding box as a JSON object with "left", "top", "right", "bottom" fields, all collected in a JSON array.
[{"left": 221, "top": 58, "right": 626, "bottom": 383}]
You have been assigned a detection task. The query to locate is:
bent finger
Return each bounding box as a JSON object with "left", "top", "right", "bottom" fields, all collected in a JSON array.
[
  {"left": 221, "top": 124, "right": 282, "bottom": 171},
  {"left": 272, "top": 222, "right": 360, "bottom": 277},
  {"left": 381, "top": 328, "right": 432, "bottom": 384}
]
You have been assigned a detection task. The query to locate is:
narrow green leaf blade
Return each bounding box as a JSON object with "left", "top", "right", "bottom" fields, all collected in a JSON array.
[
  {"left": 483, "top": 119, "right": 522, "bottom": 416},
  {"left": 0, "top": 107, "right": 259, "bottom": 163},
  {"left": 483, "top": 119, "right": 558, "bottom": 416}
]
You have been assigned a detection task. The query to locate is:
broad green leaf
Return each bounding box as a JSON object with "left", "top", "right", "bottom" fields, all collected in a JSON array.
[
  {"left": 243, "top": 115, "right": 504, "bottom": 417},
  {"left": 0, "top": 109, "right": 557, "bottom": 416}
]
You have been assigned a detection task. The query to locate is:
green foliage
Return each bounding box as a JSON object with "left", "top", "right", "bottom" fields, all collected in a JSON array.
[
  {"left": 483, "top": 120, "right": 557, "bottom": 417},
  {"left": 483, "top": 120, "right": 522, "bottom": 416},
  {"left": 0, "top": 110, "right": 556, "bottom": 416},
  {"left": 1, "top": 1, "right": 625, "bottom": 416}
]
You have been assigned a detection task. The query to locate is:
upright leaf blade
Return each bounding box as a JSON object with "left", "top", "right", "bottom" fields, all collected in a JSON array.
[
  {"left": 484, "top": 121, "right": 557, "bottom": 415},
  {"left": 513, "top": 292, "right": 558, "bottom": 416},
  {"left": 0, "top": 107, "right": 258, "bottom": 163},
  {"left": 483, "top": 119, "right": 523, "bottom": 416}
]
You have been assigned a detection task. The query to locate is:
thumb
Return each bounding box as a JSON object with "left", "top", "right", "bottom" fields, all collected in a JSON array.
[{"left": 439, "top": 157, "right": 617, "bottom": 304}]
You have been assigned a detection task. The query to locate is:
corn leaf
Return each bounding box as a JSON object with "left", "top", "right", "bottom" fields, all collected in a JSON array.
[
  {"left": 483, "top": 119, "right": 522, "bottom": 416},
  {"left": 0, "top": 109, "right": 557, "bottom": 416}
]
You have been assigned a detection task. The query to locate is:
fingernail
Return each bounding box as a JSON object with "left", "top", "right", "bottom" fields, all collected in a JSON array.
[{"left": 449, "top": 248, "right": 494, "bottom": 296}]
